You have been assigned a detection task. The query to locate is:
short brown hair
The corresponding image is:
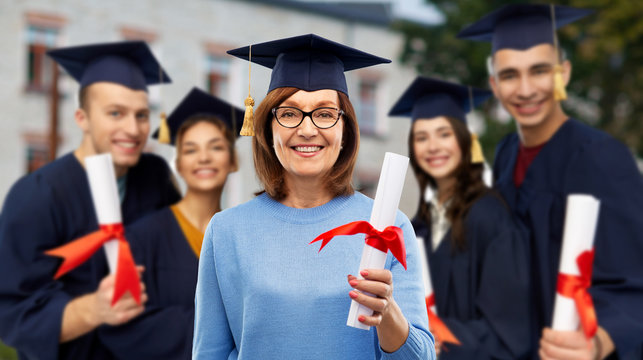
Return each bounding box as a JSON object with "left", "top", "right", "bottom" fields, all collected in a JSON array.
[
  {"left": 79, "top": 86, "right": 91, "bottom": 111},
  {"left": 175, "top": 115, "right": 238, "bottom": 171},
  {"left": 252, "top": 87, "right": 359, "bottom": 200}
]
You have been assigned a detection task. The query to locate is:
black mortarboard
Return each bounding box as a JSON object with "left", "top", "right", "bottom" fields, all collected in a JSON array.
[
  {"left": 152, "top": 87, "right": 244, "bottom": 145},
  {"left": 47, "top": 41, "right": 171, "bottom": 91},
  {"left": 388, "top": 76, "right": 492, "bottom": 123},
  {"left": 227, "top": 33, "right": 391, "bottom": 95},
  {"left": 457, "top": 4, "right": 593, "bottom": 54}
]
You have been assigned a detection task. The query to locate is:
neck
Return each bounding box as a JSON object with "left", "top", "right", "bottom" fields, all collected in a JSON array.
[
  {"left": 74, "top": 139, "right": 128, "bottom": 177},
  {"left": 176, "top": 188, "right": 222, "bottom": 233},
  {"left": 518, "top": 105, "right": 568, "bottom": 147},
  {"left": 280, "top": 176, "right": 333, "bottom": 208},
  {"left": 435, "top": 177, "right": 455, "bottom": 205}
]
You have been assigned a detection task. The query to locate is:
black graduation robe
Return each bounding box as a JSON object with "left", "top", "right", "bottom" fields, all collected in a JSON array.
[
  {"left": 493, "top": 118, "right": 643, "bottom": 358},
  {"left": 98, "top": 207, "right": 197, "bottom": 359},
  {"left": 412, "top": 193, "right": 531, "bottom": 359},
  {"left": 0, "top": 153, "right": 180, "bottom": 360}
]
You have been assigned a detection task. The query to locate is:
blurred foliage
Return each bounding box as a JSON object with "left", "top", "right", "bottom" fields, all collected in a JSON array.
[
  {"left": 392, "top": 0, "right": 643, "bottom": 162},
  {"left": 0, "top": 340, "right": 17, "bottom": 360}
]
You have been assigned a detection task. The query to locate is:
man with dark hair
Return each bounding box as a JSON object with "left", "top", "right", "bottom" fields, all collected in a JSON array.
[
  {"left": 459, "top": 4, "right": 643, "bottom": 360},
  {"left": 0, "top": 41, "right": 180, "bottom": 359}
]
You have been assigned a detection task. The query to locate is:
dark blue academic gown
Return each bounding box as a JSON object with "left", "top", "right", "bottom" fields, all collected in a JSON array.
[
  {"left": 412, "top": 193, "right": 531, "bottom": 360},
  {"left": 0, "top": 153, "right": 180, "bottom": 360},
  {"left": 493, "top": 118, "right": 643, "bottom": 358},
  {"left": 98, "top": 207, "right": 197, "bottom": 359}
]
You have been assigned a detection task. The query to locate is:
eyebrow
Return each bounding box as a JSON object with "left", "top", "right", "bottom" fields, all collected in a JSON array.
[
  {"left": 182, "top": 137, "right": 224, "bottom": 147},
  {"left": 413, "top": 125, "right": 452, "bottom": 135},
  {"left": 281, "top": 100, "right": 339, "bottom": 108},
  {"left": 497, "top": 62, "right": 553, "bottom": 77}
]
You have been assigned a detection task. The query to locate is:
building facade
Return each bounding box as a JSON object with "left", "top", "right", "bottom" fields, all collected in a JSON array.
[{"left": 0, "top": 0, "right": 423, "bottom": 216}]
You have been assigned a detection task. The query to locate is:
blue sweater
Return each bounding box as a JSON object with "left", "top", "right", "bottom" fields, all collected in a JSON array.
[{"left": 193, "top": 192, "right": 435, "bottom": 359}]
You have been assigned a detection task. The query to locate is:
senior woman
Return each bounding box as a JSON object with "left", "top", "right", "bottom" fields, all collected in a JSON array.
[{"left": 192, "top": 34, "right": 435, "bottom": 359}]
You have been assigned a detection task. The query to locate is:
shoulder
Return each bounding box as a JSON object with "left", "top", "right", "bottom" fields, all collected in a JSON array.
[
  {"left": 133, "top": 153, "right": 172, "bottom": 175},
  {"left": 128, "top": 207, "right": 173, "bottom": 234},
  {"left": 565, "top": 119, "right": 639, "bottom": 179},
  {"left": 2, "top": 154, "right": 79, "bottom": 208},
  {"left": 494, "top": 132, "right": 519, "bottom": 162},
  {"left": 465, "top": 191, "right": 514, "bottom": 230}
]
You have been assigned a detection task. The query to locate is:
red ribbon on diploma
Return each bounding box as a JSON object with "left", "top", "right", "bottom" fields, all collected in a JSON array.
[
  {"left": 310, "top": 220, "right": 407, "bottom": 270},
  {"left": 426, "top": 294, "right": 461, "bottom": 346},
  {"left": 556, "top": 249, "right": 597, "bottom": 339},
  {"left": 45, "top": 223, "right": 141, "bottom": 306}
]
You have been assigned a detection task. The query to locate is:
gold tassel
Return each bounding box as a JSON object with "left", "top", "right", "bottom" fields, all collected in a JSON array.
[
  {"left": 470, "top": 134, "right": 485, "bottom": 164},
  {"left": 239, "top": 44, "right": 255, "bottom": 137},
  {"left": 240, "top": 96, "right": 255, "bottom": 136},
  {"left": 553, "top": 64, "right": 567, "bottom": 101},
  {"left": 158, "top": 111, "right": 171, "bottom": 144}
]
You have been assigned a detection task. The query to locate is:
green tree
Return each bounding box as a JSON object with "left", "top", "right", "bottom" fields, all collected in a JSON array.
[{"left": 393, "top": 0, "right": 643, "bottom": 162}]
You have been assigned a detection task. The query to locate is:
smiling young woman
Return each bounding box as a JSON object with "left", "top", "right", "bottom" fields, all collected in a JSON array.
[{"left": 390, "top": 76, "right": 530, "bottom": 359}]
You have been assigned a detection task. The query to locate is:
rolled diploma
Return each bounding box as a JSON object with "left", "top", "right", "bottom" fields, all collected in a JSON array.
[
  {"left": 84, "top": 154, "right": 122, "bottom": 274},
  {"left": 551, "top": 194, "right": 600, "bottom": 331},
  {"left": 347, "top": 152, "right": 409, "bottom": 330},
  {"left": 416, "top": 236, "right": 436, "bottom": 314}
]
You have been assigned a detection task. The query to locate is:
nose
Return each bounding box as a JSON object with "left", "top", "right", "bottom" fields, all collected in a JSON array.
[
  {"left": 426, "top": 137, "right": 439, "bottom": 153},
  {"left": 123, "top": 114, "right": 142, "bottom": 136},
  {"left": 198, "top": 148, "right": 211, "bottom": 163},
  {"left": 297, "top": 115, "right": 318, "bottom": 138},
  {"left": 516, "top": 75, "right": 536, "bottom": 99}
]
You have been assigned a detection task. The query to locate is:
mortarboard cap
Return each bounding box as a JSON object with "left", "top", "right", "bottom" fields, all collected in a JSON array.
[
  {"left": 388, "top": 76, "right": 492, "bottom": 123},
  {"left": 227, "top": 33, "right": 391, "bottom": 95},
  {"left": 47, "top": 40, "right": 171, "bottom": 91},
  {"left": 457, "top": 4, "right": 593, "bottom": 54},
  {"left": 152, "top": 87, "right": 244, "bottom": 145}
]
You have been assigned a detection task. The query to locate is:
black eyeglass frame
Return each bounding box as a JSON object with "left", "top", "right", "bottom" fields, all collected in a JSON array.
[{"left": 271, "top": 106, "right": 344, "bottom": 129}]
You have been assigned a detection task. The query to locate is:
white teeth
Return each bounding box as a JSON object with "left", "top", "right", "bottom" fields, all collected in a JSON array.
[
  {"left": 195, "top": 169, "right": 215, "bottom": 175},
  {"left": 294, "top": 146, "right": 321, "bottom": 153},
  {"left": 116, "top": 142, "right": 136, "bottom": 149}
]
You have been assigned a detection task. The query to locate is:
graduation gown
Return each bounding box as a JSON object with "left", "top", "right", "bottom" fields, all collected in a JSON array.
[
  {"left": 0, "top": 153, "right": 180, "bottom": 360},
  {"left": 493, "top": 118, "right": 643, "bottom": 358},
  {"left": 98, "top": 207, "right": 197, "bottom": 359},
  {"left": 412, "top": 193, "right": 530, "bottom": 359}
]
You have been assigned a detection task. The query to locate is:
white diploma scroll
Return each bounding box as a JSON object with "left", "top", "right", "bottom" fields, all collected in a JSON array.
[
  {"left": 416, "top": 236, "right": 436, "bottom": 314},
  {"left": 84, "top": 153, "right": 122, "bottom": 274},
  {"left": 347, "top": 152, "right": 409, "bottom": 330},
  {"left": 551, "top": 194, "right": 600, "bottom": 331}
]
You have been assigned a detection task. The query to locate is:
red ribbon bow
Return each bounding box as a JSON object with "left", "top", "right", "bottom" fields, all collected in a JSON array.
[
  {"left": 426, "top": 294, "right": 461, "bottom": 346},
  {"left": 556, "top": 249, "right": 597, "bottom": 339},
  {"left": 310, "top": 220, "right": 407, "bottom": 270},
  {"left": 45, "top": 223, "right": 141, "bottom": 306}
]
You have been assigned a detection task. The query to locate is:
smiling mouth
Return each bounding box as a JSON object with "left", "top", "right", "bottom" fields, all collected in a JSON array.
[
  {"left": 194, "top": 169, "right": 217, "bottom": 177},
  {"left": 293, "top": 146, "right": 322, "bottom": 153},
  {"left": 426, "top": 156, "right": 448, "bottom": 167},
  {"left": 514, "top": 100, "right": 544, "bottom": 115},
  {"left": 113, "top": 140, "right": 139, "bottom": 150}
]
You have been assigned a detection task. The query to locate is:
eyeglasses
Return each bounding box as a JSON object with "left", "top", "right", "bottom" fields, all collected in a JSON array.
[{"left": 272, "top": 106, "right": 344, "bottom": 129}]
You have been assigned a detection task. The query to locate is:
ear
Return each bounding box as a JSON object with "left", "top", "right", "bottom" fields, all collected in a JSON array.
[
  {"left": 561, "top": 59, "right": 572, "bottom": 86},
  {"left": 489, "top": 75, "right": 499, "bottom": 98},
  {"left": 74, "top": 108, "right": 90, "bottom": 133}
]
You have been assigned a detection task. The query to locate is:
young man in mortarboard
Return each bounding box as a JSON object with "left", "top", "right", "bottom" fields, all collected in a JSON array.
[
  {"left": 459, "top": 4, "right": 643, "bottom": 360},
  {"left": 0, "top": 41, "right": 180, "bottom": 360}
]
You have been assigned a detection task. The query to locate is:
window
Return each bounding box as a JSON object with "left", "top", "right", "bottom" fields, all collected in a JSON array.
[
  {"left": 25, "top": 13, "right": 65, "bottom": 92},
  {"left": 357, "top": 80, "right": 378, "bottom": 135},
  {"left": 23, "top": 132, "right": 52, "bottom": 173},
  {"left": 206, "top": 54, "right": 230, "bottom": 97}
]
